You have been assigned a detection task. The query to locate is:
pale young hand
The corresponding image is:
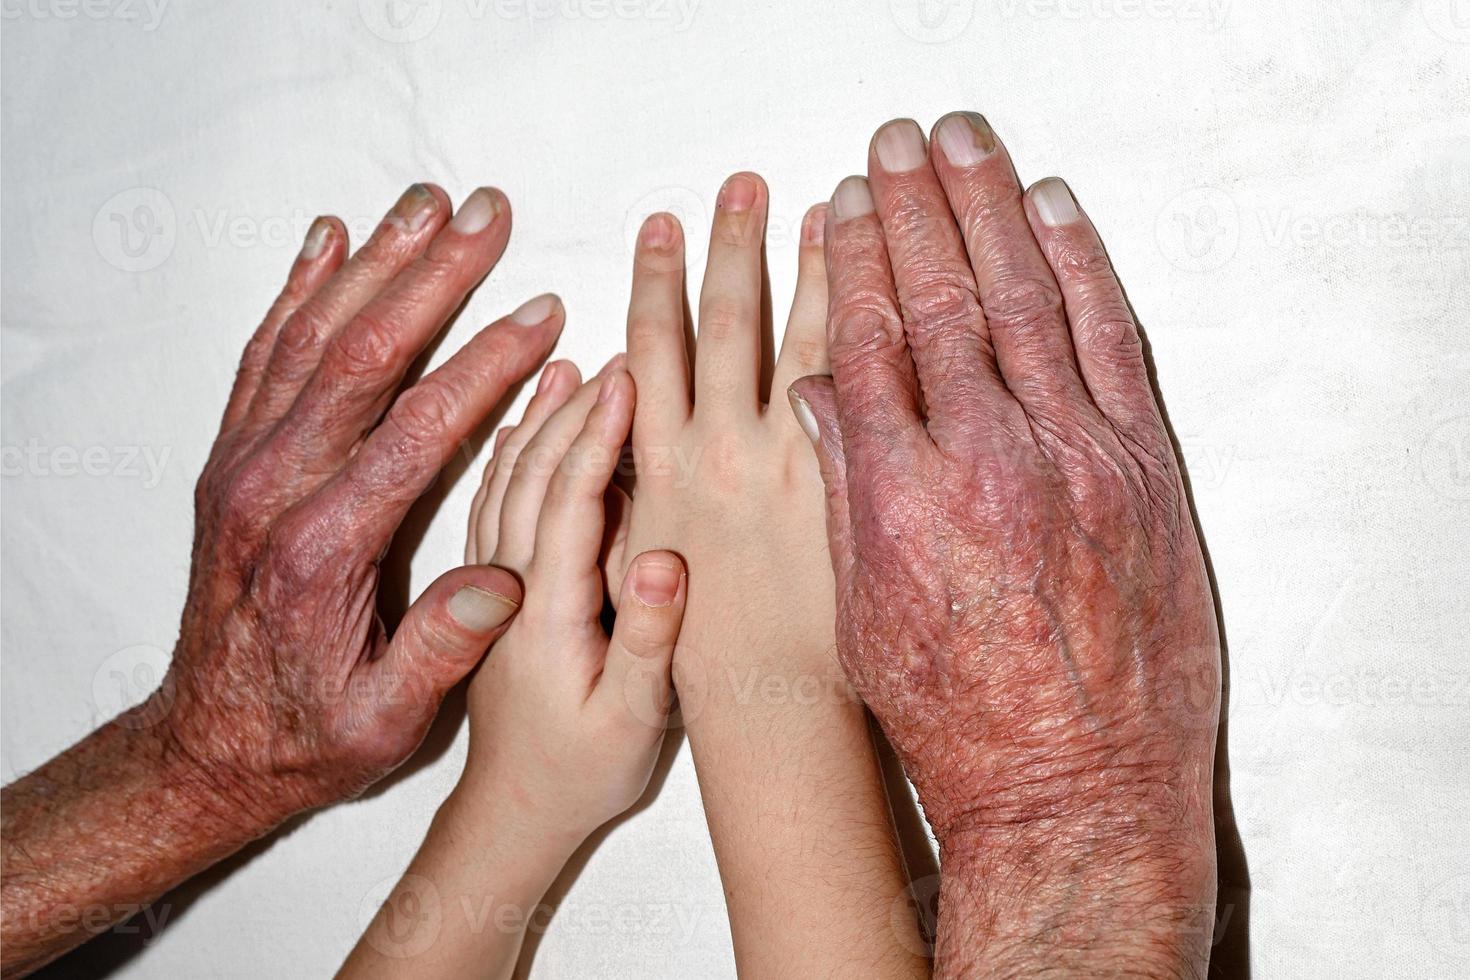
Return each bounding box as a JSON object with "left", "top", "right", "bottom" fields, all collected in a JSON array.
[{"left": 462, "top": 361, "right": 688, "bottom": 846}]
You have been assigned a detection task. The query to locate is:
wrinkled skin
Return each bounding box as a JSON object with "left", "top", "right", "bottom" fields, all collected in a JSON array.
[
  {"left": 166, "top": 185, "right": 562, "bottom": 826},
  {"left": 791, "top": 114, "right": 1220, "bottom": 976},
  {"left": 2, "top": 184, "right": 561, "bottom": 975}
]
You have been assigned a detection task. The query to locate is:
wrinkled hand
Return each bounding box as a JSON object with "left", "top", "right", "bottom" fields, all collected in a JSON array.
[
  {"left": 791, "top": 115, "right": 1219, "bottom": 973},
  {"left": 160, "top": 185, "right": 562, "bottom": 833}
]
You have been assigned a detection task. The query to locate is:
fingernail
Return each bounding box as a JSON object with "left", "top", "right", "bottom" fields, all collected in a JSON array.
[
  {"left": 536, "top": 361, "right": 561, "bottom": 396},
  {"left": 641, "top": 213, "right": 675, "bottom": 249},
  {"left": 391, "top": 183, "right": 439, "bottom": 233},
  {"left": 597, "top": 370, "right": 623, "bottom": 405},
  {"left": 874, "top": 119, "right": 928, "bottom": 173},
  {"left": 448, "top": 586, "right": 519, "bottom": 633},
  {"left": 718, "top": 174, "right": 758, "bottom": 213},
  {"left": 1032, "top": 177, "right": 1080, "bottom": 227},
  {"left": 450, "top": 187, "right": 501, "bottom": 235},
  {"left": 511, "top": 292, "right": 561, "bottom": 326},
  {"left": 801, "top": 205, "right": 827, "bottom": 246},
  {"left": 935, "top": 112, "right": 996, "bottom": 167},
  {"left": 832, "top": 176, "right": 875, "bottom": 221},
  {"left": 299, "top": 217, "right": 331, "bottom": 260},
  {"left": 787, "top": 389, "right": 820, "bottom": 445},
  {"left": 631, "top": 557, "right": 682, "bottom": 607}
]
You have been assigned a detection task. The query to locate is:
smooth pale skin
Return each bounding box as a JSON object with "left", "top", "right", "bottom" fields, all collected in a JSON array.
[
  {"left": 0, "top": 185, "right": 563, "bottom": 977},
  {"left": 340, "top": 365, "right": 689, "bottom": 979},
  {"left": 611, "top": 174, "right": 929, "bottom": 977},
  {"left": 790, "top": 114, "right": 1221, "bottom": 977}
]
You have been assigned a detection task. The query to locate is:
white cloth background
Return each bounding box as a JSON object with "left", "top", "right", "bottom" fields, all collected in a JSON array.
[{"left": 2, "top": 1, "right": 1467, "bottom": 977}]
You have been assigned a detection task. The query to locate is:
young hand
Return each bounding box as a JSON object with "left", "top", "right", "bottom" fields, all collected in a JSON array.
[
  {"left": 344, "top": 363, "right": 687, "bottom": 979},
  {"left": 460, "top": 361, "right": 688, "bottom": 847}
]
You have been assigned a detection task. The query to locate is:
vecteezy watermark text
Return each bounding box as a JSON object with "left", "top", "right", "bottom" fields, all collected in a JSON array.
[{"left": 2, "top": 440, "right": 171, "bottom": 489}]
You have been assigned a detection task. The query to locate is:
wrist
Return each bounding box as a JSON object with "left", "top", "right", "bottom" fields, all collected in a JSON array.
[
  {"left": 935, "top": 804, "right": 1216, "bottom": 979},
  {"left": 443, "top": 772, "right": 586, "bottom": 872}
]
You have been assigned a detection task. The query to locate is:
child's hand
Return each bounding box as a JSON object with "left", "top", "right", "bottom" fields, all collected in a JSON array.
[
  {"left": 460, "top": 361, "right": 687, "bottom": 848},
  {"left": 343, "top": 363, "right": 686, "bottom": 980},
  {"left": 609, "top": 174, "right": 926, "bottom": 976},
  {"left": 613, "top": 175, "right": 836, "bottom": 685}
]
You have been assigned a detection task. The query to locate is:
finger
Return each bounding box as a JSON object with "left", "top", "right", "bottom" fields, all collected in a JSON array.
[
  {"left": 867, "top": 119, "right": 1011, "bottom": 433},
  {"left": 495, "top": 358, "right": 619, "bottom": 572},
  {"left": 241, "top": 184, "right": 450, "bottom": 437},
  {"left": 626, "top": 212, "right": 692, "bottom": 444},
  {"left": 529, "top": 371, "right": 634, "bottom": 611},
  {"left": 693, "top": 172, "right": 767, "bottom": 421},
  {"left": 469, "top": 360, "right": 581, "bottom": 565},
  {"left": 274, "top": 187, "right": 515, "bottom": 467},
  {"left": 370, "top": 564, "right": 523, "bottom": 730},
  {"left": 1025, "top": 178, "right": 1167, "bottom": 447},
  {"left": 769, "top": 204, "right": 831, "bottom": 403},
  {"left": 787, "top": 376, "right": 855, "bottom": 593},
  {"left": 465, "top": 427, "right": 510, "bottom": 564},
  {"left": 601, "top": 483, "right": 633, "bottom": 609},
  {"left": 312, "top": 297, "right": 566, "bottom": 563},
  {"left": 591, "top": 550, "right": 686, "bottom": 729},
  {"left": 220, "top": 216, "right": 347, "bottom": 436},
  {"left": 930, "top": 112, "right": 1092, "bottom": 413},
  {"left": 823, "top": 176, "right": 926, "bottom": 470}
]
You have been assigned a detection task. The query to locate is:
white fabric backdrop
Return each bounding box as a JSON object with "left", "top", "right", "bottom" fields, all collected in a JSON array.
[{"left": 3, "top": 1, "right": 1467, "bottom": 977}]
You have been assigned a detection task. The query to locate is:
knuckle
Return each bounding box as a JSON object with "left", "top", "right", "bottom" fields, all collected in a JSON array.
[
  {"left": 782, "top": 336, "right": 828, "bottom": 369},
  {"left": 216, "top": 453, "right": 278, "bottom": 535},
  {"left": 333, "top": 312, "right": 400, "bottom": 379},
  {"left": 828, "top": 302, "right": 905, "bottom": 367},
  {"left": 627, "top": 312, "right": 677, "bottom": 351},
  {"left": 1051, "top": 236, "right": 1114, "bottom": 282},
  {"left": 262, "top": 511, "right": 331, "bottom": 591},
  {"left": 988, "top": 275, "right": 1065, "bottom": 337},
  {"left": 415, "top": 245, "right": 466, "bottom": 291},
  {"left": 1074, "top": 309, "right": 1143, "bottom": 364},
  {"left": 697, "top": 305, "right": 750, "bottom": 345},
  {"left": 903, "top": 276, "right": 981, "bottom": 333},
  {"left": 389, "top": 383, "right": 460, "bottom": 445},
  {"left": 275, "top": 303, "right": 335, "bottom": 355},
  {"left": 700, "top": 429, "right": 747, "bottom": 484}
]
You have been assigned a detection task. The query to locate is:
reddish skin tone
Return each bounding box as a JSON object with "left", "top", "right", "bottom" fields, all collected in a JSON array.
[
  {"left": 790, "top": 114, "right": 1220, "bottom": 978},
  {"left": 0, "top": 184, "right": 563, "bottom": 977}
]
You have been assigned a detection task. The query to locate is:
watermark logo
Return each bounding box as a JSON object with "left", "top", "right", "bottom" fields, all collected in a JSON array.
[
  {"left": 625, "top": 185, "right": 710, "bottom": 272},
  {"left": 91, "top": 644, "right": 173, "bottom": 729},
  {"left": 891, "top": 874, "right": 939, "bottom": 957},
  {"left": 889, "top": 0, "right": 974, "bottom": 43},
  {"left": 93, "top": 187, "right": 175, "bottom": 272},
  {"left": 1421, "top": 415, "right": 1470, "bottom": 501},
  {"left": 1423, "top": 873, "right": 1470, "bottom": 963},
  {"left": 995, "top": 0, "right": 1230, "bottom": 31},
  {"left": 360, "top": 0, "right": 442, "bottom": 42},
  {"left": 1155, "top": 186, "right": 1239, "bottom": 273},
  {"left": 358, "top": 873, "right": 443, "bottom": 958},
  {"left": 1, "top": 440, "right": 172, "bottom": 488},
  {"left": 0, "top": 0, "right": 169, "bottom": 31},
  {"left": 1422, "top": 0, "right": 1470, "bottom": 43}
]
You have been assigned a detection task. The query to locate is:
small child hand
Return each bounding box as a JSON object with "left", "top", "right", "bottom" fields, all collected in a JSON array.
[{"left": 459, "top": 360, "right": 686, "bottom": 850}]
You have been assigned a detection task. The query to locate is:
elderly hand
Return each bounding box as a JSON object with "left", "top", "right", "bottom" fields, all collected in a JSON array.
[
  {"left": 789, "top": 115, "right": 1220, "bottom": 976},
  {"left": 2, "top": 184, "right": 562, "bottom": 975}
]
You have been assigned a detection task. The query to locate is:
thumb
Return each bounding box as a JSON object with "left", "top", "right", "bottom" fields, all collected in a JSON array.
[
  {"left": 377, "top": 564, "right": 523, "bottom": 716},
  {"left": 592, "top": 550, "right": 687, "bottom": 730},
  {"left": 787, "top": 375, "right": 854, "bottom": 590}
]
